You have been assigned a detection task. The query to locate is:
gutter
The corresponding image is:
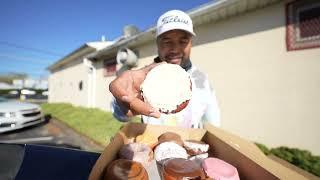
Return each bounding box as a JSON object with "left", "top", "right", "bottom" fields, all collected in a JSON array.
[
  {"left": 87, "top": 0, "right": 240, "bottom": 60},
  {"left": 88, "top": 0, "right": 281, "bottom": 61},
  {"left": 47, "top": 44, "right": 95, "bottom": 72},
  {"left": 83, "top": 58, "right": 96, "bottom": 108}
]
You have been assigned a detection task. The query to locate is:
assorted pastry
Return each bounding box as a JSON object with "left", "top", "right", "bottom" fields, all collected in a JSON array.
[{"left": 105, "top": 131, "right": 240, "bottom": 180}]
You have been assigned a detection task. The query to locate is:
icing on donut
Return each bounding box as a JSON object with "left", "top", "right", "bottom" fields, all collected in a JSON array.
[
  {"left": 183, "top": 140, "right": 209, "bottom": 155},
  {"left": 154, "top": 142, "right": 188, "bottom": 163},
  {"left": 140, "top": 63, "right": 192, "bottom": 114}
]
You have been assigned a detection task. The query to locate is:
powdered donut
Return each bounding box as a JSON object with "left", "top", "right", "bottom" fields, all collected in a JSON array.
[
  {"left": 183, "top": 140, "right": 209, "bottom": 155},
  {"left": 140, "top": 63, "right": 192, "bottom": 114},
  {"left": 158, "top": 132, "right": 184, "bottom": 146},
  {"left": 154, "top": 142, "right": 188, "bottom": 163},
  {"left": 118, "top": 143, "right": 153, "bottom": 167}
]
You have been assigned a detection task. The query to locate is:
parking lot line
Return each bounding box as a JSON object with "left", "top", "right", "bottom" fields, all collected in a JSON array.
[{"left": 0, "top": 136, "right": 54, "bottom": 143}]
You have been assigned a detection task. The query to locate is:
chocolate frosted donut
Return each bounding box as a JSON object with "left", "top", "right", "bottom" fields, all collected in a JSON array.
[
  {"left": 158, "top": 132, "right": 184, "bottom": 146},
  {"left": 104, "top": 159, "right": 148, "bottom": 180},
  {"left": 118, "top": 143, "right": 153, "bottom": 167},
  {"left": 140, "top": 63, "right": 192, "bottom": 114},
  {"left": 162, "top": 158, "right": 206, "bottom": 180}
]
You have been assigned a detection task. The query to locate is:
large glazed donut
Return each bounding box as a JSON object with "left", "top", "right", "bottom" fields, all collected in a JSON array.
[
  {"left": 140, "top": 63, "right": 192, "bottom": 114},
  {"left": 118, "top": 143, "right": 153, "bottom": 167}
]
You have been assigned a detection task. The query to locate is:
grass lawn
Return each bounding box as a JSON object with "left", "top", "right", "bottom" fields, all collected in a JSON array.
[{"left": 41, "top": 103, "right": 139, "bottom": 146}]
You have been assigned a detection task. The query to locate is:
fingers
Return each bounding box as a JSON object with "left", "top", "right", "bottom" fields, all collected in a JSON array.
[
  {"left": 122, "top": 96, "right": 160, "bottom": 118},
  {"left": 109, "top": 72, "right": 130, "bottom": 99}
]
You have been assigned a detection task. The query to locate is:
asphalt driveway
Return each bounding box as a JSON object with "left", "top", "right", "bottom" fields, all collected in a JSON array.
[{"left": 0, "top": 117, "right": 104, "bottom": 152}]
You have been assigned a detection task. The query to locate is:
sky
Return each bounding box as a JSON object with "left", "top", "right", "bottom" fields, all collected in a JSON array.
[{"left": 0, "top": 0, "right": 212, "bottom": 79}]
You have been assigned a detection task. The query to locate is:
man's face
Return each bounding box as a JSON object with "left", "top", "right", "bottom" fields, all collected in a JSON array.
[{"left": 157, "top": 30, "right": 192, "bottom": 66}]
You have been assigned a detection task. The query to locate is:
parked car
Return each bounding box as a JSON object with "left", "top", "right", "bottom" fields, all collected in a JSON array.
[{"left": 0, "top": 96, "right": 44, "bottom": 133}]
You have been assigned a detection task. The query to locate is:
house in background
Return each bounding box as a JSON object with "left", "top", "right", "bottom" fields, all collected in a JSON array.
[
  {"left": 47, "top": 0, "right": 320, "bottom": 155},
  {"left": 0, "top": 82, "right": 14, "bottom": 90},
  {"left": 47, "top": 41, "right": 114, "bottom": 108}
]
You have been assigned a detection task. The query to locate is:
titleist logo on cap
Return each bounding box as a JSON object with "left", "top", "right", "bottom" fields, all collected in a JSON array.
[{"left": 162, "top": 15, "right": 189, "bottom": 25}]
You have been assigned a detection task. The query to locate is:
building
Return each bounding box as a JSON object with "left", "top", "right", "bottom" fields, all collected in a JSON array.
[
  {"left": 0, "top": 82, "right": 14, "bottom": 90},
  {"left": 47, "top": 0, "right": 320, "bottom": 154},
  {"left": 47, "top": 41, "right": 114, "bottom": 107}
]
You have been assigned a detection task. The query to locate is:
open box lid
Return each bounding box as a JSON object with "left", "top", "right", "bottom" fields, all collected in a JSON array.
[{"left": 89, "top": 123, "right": 307, "bottom": 180}]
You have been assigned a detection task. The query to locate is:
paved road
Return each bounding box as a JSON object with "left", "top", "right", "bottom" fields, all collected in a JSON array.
[{"left": 0, "top": 117, "right": 104, "bottom": 152}]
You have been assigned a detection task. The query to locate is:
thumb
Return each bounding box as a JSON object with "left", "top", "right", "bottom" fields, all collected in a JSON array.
[{"left": 141, "top": 62, "right": 166, "bottom": 74}]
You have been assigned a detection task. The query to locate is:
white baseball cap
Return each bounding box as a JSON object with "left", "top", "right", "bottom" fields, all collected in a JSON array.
[{"left": 156, "top": 10, "right": 195, "bottom": 37}]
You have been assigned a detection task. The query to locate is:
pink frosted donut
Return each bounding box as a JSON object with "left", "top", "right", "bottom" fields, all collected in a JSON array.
[
  {"left": 202, "top": 158, "right": 240, "bottom": 180},
  {"left": 118, "top": 143, "right": 153, "bottom": 167}
]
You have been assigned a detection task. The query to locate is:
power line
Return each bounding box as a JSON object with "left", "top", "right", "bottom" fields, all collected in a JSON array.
[
  {"left": 0, "top": 53, "right": 53, "bottom": 65},
  {"left": 0, "top": 41, "right": 63, "bottom": 57}
]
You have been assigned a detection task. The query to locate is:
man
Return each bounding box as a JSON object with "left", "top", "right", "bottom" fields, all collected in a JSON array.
[{"left": 110, "top": 10, "right": 220, "bottom": 128}]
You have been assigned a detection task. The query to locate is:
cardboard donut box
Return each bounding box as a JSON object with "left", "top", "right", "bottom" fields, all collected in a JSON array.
[{"left": 89, "top": 123, "right": 307, "bottom": 180}]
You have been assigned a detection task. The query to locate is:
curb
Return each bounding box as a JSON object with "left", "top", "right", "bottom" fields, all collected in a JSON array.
[{"left": 49, "top": 117, "right": 105, "bottom": 152}]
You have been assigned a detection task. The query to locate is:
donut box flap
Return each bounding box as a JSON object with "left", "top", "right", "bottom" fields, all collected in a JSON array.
[{"left": 89, "top": 123, "right": 306, "bottom": 180}]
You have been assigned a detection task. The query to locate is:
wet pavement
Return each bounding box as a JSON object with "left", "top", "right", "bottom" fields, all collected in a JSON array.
[{"left": 0, "top": 117, "right": 104, "bottom": 152}]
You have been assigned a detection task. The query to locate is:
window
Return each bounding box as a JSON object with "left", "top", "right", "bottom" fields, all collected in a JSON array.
[
  {"left": 103, "top": 59, "right": 117, "bottom": 77},
  {"left": 78, "top": 81, "right": 83, "bottom": 91},
  {"left": 286, "top": 0, "right": 320, "bottom": 51}
]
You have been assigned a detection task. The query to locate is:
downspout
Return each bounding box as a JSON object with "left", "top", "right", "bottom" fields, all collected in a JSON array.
[{"left": 83, "top": 58, "right": 96, "bottom": 108}]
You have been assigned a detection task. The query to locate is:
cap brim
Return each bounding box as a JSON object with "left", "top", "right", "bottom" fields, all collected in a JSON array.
[{"left": 156, "top": 24, "right": 195, "bottom": 37}]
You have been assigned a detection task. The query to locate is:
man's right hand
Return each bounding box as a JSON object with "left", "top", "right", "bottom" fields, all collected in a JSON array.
[{"left": 109, "top": 63, "right": 163, "bottom": 118}]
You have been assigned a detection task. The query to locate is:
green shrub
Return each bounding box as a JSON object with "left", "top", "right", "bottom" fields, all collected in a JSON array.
[
  {"left": 270, "top": 147, "right": 320, "bottom": 177},
  {"left": 255, "top": 143, "right": 270, "bottom": 155},
  {"left": 255, "top": 143, "right": 320, "bottom": 177}
]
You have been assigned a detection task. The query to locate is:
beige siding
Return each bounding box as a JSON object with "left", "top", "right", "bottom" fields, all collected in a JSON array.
[
  {"left": 94, "top": 60, "right": 115, "bottom": 111},
  {"left": 191, "top": 2, "right": 320, "bottom": 154},
  {"left": 48, "top": 58, "right": 88, "bottom": 107},
  {"left": 105, "top": 2, "right": 320, "bottom": 154}
]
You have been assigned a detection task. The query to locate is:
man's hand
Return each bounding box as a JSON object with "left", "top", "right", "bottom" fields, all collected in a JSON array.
[{"left": 109, "top": 63, "right": 163, "bottom": 118}]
